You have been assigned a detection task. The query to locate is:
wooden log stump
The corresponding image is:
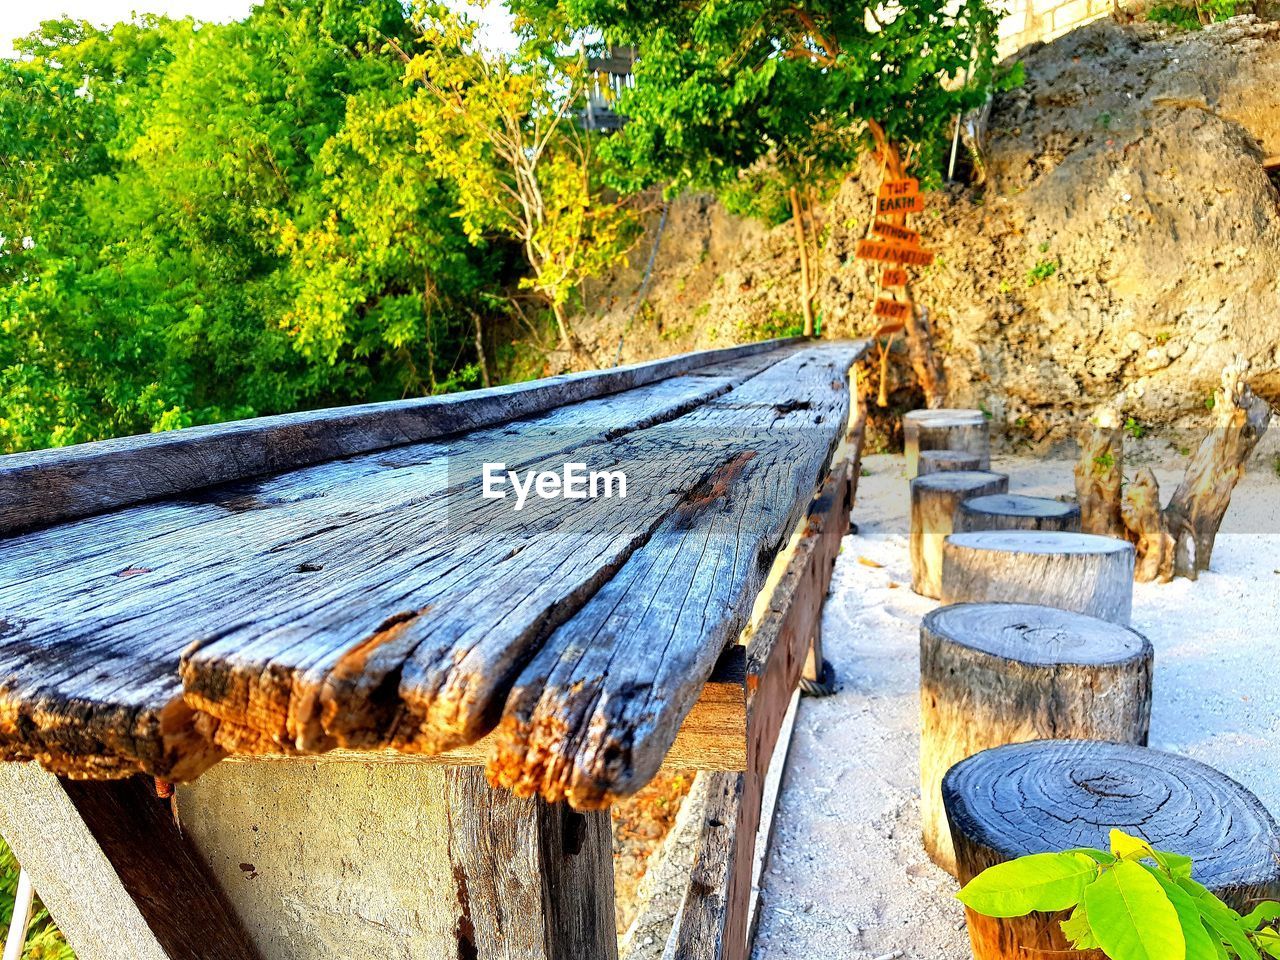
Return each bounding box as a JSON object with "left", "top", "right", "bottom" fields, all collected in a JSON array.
[
  {"left": 956, "top": 494, "right": 1081, "bottom": 534},
  {"left": 904, "top": 409, "right": 990, "bottom": 478},
  {"left": 941, "top": 532, "right": 1135, "bottom": 624},
  {"left": 944, "top": 740, "right": 1280, "bottom": 960},
  {"left": 910, "top": 472, "right": 1009, "bottom": 599},
  {"left": 918, "top": 449, "right": 983, "bottom": 476},
  {"left": 919, "top": 603, "right": 1153, "bottom": 876}
]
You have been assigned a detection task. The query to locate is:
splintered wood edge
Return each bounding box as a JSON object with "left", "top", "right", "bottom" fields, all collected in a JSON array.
[{"left": 222, "top": 646, "right": 749, "bottom": 772}]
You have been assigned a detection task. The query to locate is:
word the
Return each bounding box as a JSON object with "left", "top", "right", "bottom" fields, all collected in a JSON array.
[{"left": 482, "top": 462, "right": 627, "bottom": 510}]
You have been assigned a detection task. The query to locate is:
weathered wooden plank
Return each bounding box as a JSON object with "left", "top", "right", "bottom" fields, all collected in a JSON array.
[
  {"left": 0, "top": 348, "right": 796, "bottom": 780},
  {"left": 484, "top": 346, "right": 862, "bottom": 809},
  {"left": 666, "top": 429, "right": 861, "bottom": 960},
  {"left": 0, "top": 763, "right": 260, "bottom": 960},
  {"left": 181, "top": 345, "right": 863, "bottom": 785},
  {"left": 0, "top": 339, "right": 799, "bottom": 537}
]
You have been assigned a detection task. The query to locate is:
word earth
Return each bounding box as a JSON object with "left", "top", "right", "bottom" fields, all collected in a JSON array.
[{"left": 482, "top": 463, "right": 628, "bottom": 510}]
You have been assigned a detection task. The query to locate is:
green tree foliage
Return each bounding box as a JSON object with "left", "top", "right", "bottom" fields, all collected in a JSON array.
[
  {"left": 519, "top": 0, "right": 1009, "bottom": 203},
  {"left": 0, "top": 2, "right": 508, "bottom": 453},
  {"left": 402, "top": 2, "right": 641, "bottom": 364},
  {"left": 959, "top": 829, "right": 1280, "bottom": 960}
]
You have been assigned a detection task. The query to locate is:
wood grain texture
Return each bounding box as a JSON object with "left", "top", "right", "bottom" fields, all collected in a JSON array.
[
  {"left": 955, "top": 494, "right": 1081, "bottom": 534},
  {"left": 945, "top": 740, "right": 1280, "bottom": 960},
  {"left": 903, "top": 409, "right": 989, "bottom": 478},
  {"left": 909, "top": 471, "right": 1008, "bottom": 599},
  {"left": 666, "top": 443, "right": 860, "bottom": 960},
  {"left": 919, "top": 603, "right": 1152, "bottom": 876},
  {"left": 0, "top": 339, "right": 799, "bottom": 537},
  {"left": 917, "top": 449, "right": 982, "bottom": 475},
  {"left": 0, "top": 345, "right": 799, "bottom": 781},
  {"left": 444, "top": 767, "right": 618, "bottom": 960},
  {"left": 485, "top": 346, "right": 863, "bottom": 808},
  {"left": 0, "top": 763, "right": 259, "bottom": 960},
  {"left": 0, "top": 342, "right": 867, "bottom": 807},
  {"left": 940, "top": 531, "right": 1135, "bottom": 624}
]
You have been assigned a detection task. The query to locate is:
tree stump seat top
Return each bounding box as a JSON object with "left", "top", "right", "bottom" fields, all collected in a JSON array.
[
  {"left": 904, "top": 409, "right": 987, "bottom": 427},
  {"left": 958, "top": 494, "right": 1080, "bottom": 523},
  {"left": 0, "top": 339, "right": 868, "bottom": 809},
  {"left": 910, "top": 470, "right": 1008, "bottom": 494},
  {"left": 944, "top": 739, "right": 1280, "bottom": 898},
  {"left": 922, "top": 603, "right": 1150, "bottom": 668},
  {"left": 946, "top": 530, "right": 1132, "bottom": 557}
]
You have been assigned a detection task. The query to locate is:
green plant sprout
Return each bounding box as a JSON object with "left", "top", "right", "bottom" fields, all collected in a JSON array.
[
  {"left": 1027, "top": 258, "right": 1059, "bottom": 285},
  {"left": 1125, "top": 416, "right": 1147, "bottom": 439},
  {"left": 958, "top": 829, "right": 1280, "bottom": 960}
]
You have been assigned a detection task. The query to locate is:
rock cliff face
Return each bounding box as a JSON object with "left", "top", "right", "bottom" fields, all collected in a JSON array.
[{"left": 582, "top": 18, "right": 1280, "bottom": 451}]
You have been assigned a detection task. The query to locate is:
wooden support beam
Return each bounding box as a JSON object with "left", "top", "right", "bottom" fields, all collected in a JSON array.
[{"left": 0, "top": 763, "right": 259, "bottom": 960}]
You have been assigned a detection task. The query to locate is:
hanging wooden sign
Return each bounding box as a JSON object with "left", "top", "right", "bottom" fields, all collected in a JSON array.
[
  {"left": 872, "top": 222, "right": 921, "bottom": 246},
  {"left": 878, "top": 178, "right": 919, "bottom": 199},
  {"left": 873, "top": 298, "right": 911, "bottom": 320},
  {"left": 855, "top": 238, "right": 935, "bottom": 267},
  {"left": 881, "top": 267, "right": 909, "bottom": 287},
  {"left": 876, "top": 193, "right": 925, "bottom": 216}
]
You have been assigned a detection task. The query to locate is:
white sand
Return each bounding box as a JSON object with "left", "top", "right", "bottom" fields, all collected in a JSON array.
[{"left": 752, "top": 453, "right": 1280, "bottom": 960}]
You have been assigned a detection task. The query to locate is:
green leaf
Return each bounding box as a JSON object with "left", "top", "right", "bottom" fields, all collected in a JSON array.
[
  {"left": 1112, "top": 829, "right": 1157, "bottom": 862},
  {"left": 1257, "top": 927, "right": 1280, "bottom": 959},
  {"left": 1066, "top": 847, "right": 1119, "bottom": 865},
  {"left": 1084, "top": 860, "right": 1185, "bottom": 960},
  {"left": 1154, "top": 850, "right": 1195, "bottom": 880},
  {"left": 1062, "top": 902, "right": 1101, "bottom": 949},
  {"left": 1149, "top": 868, "right": 1221, "bottom": 960},
  {"left": 957, "top": 853, "right": 1097, "bottom": 918},
  {"left": 1243, "top": 904, "right": 1280, "bottom": 932},
  {"left": 1178, "top": 878, "right": 1259, "bottom": 960}
]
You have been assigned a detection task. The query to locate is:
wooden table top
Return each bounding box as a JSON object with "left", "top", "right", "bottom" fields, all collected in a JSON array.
[{"left": 0, "top": 339, "right": 865, "bottom": 808}]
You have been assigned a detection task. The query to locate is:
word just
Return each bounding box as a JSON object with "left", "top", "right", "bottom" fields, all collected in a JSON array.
[{"left": 482, "top": 462, "right": 628, "bottom": 510}]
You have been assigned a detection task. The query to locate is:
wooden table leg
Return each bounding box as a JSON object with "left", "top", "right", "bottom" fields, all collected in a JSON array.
[{"left": 177, "top": 760, "right": 618, "bottom": 960}]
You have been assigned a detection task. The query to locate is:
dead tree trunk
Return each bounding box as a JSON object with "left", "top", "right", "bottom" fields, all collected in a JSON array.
[
  {"left": 920, "top": 604, "right": 1152, "bottom": 876},
  {"left": 1158, "top": 360, "right": 1271, "bottom": 579},
  {"left": 790, "top": 186, "right": 816, "bottom": 337},
  {"left": 910, "top": 471, "right": 1009, "bottom": 599},
  {"left": 904, "top": 409, "right": 990, "bottom": 478},
  {"left": 1073, "top": 409, "right": 1126, "bottom": 539},
  {"left": 956, "top": 494, "right": 1081, "bottom": 534},
  {"left": 944, "top": 740, "right": 1280, "bottom": 960},
  {"left": 941, "top": 531, "right": 1135, "bottom": 624},
  {"left": 918, "top": 449, "right": 983, "bottom": 475}
]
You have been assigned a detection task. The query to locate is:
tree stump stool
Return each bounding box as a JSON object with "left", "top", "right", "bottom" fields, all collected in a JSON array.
[
  {"left": 944, "top": 740, "right": 1280, "bottom": 960},
  {"left": 919, "top": 603, "right": 1153, "bottom": 876},
  {"left": 904, "top": 409, "right": 990, "bottom": 478},
  {"left": 956, "top": 494, "right": 1081, "bottom": 534},
  {"left": 918, "top": 449, "right": 983, "bottom": 476},
  {"left": 941, "top": 532, "right": 1135, "bottom": 624},
  {"left": 910, "top": 472, "right": 1009, "bottom": 599}
]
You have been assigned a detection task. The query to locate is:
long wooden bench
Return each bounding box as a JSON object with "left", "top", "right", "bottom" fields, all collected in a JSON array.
[{"left": 0, "top": 338, "right": 867, "bottom": 960}]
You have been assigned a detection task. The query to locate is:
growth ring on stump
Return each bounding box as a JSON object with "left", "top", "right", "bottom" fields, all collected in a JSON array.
[
  {"left": 919, "top": 603, "right": 1152, "bottom": 876},
  {"left": 904, "top": 409, "right": 990, "bottom": 478},
  {"left": 910, "top": 471, "right": 1009, "bottom": 599},
  {"left": 944, "top": 739, "right": 1280, "bottom": 960},
  {"left": 956, "top": 494, "right": 1081, "bottom": 534},
  {"left": 941, "top": 531, "right": 1135, "bottom": 624},
  {"left": 918, "top": 449, "right": 984, "bottom": 476}
]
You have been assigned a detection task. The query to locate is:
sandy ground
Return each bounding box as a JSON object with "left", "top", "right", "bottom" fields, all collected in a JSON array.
[{"left": 751, "top": 452, "right": 1280, "bottom": 960}]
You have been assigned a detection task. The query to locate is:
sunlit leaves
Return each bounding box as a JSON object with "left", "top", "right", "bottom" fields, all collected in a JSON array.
[{"left": 958, "top": 831, "right": 1280, "bottom": 960}]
